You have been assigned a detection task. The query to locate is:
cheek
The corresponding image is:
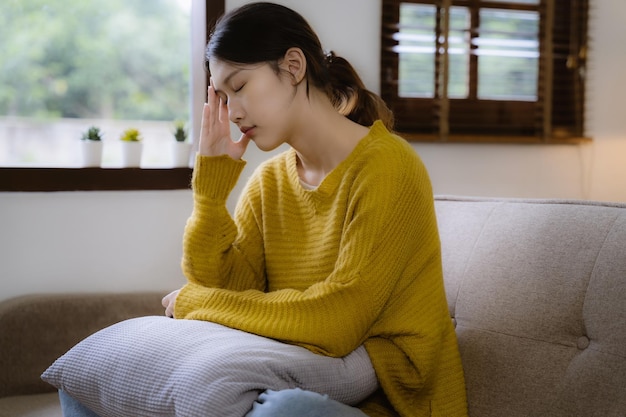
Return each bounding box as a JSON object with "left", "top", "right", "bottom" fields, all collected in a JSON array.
[
  {"left": 258, "top": 78, "right": 296, "bottom": 110},
  {"left": 242, "top": 77, "right": 297, "bottom": 129},
  {"left": 248, "top": 96, "right": 288, "bottom": 128}
]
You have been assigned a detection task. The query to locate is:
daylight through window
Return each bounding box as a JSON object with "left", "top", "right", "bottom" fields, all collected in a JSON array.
[
  {"left": 0, "top": 0, "right": 192, "bottom": 167},
  {"left": 381, "top": 0, "right": 590, "bottom": 142}
]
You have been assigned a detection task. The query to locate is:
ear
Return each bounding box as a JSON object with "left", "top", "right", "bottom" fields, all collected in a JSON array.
[{"left": 279, "top": 47, "right": 307, "bottom": 85}]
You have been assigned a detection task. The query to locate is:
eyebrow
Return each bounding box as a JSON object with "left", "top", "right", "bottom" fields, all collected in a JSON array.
[{"left": 213, "top": 68, "right": 243, "bottom": 94}]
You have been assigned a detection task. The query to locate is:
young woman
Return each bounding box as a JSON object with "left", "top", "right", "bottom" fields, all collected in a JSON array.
[
  {"left": 61, "top": 2, "right": 467, "bottom": 416},
  {"left": 168, "top": 2, "right": 467, "bottom": 416}
]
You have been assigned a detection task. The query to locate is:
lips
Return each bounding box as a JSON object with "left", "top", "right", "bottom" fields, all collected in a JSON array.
[{"left": 240, "top": 126, "right": 255, "bottom": 137}]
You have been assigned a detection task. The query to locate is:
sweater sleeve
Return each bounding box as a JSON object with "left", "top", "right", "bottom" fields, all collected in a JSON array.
[
  {"left": 180, "top": 154, "right": 266, "bottom": 292},
  {"left": 175, "top": 148, "right": 438, "bottom": 358}
]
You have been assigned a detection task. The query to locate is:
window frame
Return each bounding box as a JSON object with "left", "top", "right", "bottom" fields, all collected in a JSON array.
[
  {"left": 0, "top": 0, "right": 226, "bottom": 192},
  {"left": 381, "top": 0, "right": 591, "bottom": 144}
]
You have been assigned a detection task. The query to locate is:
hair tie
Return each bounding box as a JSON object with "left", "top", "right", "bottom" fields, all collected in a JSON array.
[{"left": 324, "top": 50, "right": 336, "bottom": 65}]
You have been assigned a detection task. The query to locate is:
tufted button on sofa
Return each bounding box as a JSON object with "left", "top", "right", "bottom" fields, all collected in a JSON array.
[{"left": 436, "top": 196, "right": 626, "bottom": 417}]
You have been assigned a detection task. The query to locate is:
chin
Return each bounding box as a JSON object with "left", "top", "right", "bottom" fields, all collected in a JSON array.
[{"left": 253, "top": 139, "right": 283, "bottom": 153}]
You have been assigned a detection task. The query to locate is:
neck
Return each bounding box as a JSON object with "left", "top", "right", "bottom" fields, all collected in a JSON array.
[{"left": 288, "top": 89, "right": 370, "bottom": 186}]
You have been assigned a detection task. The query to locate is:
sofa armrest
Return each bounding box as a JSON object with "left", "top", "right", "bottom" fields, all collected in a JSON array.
[{"left": 0, "top": 292, "right": 165, "bottom": 398}]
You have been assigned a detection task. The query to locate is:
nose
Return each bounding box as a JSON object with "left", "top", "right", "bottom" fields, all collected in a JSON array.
[{"left": 227, "top": 98, "right": 244, "bottom": 124}]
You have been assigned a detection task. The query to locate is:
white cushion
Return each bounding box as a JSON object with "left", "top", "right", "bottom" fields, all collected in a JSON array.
[{"left": 41, "top": 316, "right": 377, "bottom": 417}]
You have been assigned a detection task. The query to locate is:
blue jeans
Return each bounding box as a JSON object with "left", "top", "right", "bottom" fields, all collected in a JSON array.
[
  {"left": 59, "top": 388, "right": 369, "bottom": 417},
  {"left": 58, "top": 391, "right": 100, "bottom": 417}
]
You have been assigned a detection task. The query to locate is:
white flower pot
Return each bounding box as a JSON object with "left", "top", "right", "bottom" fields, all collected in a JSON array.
[
  {"left": 170, "top": 142, "right": 192, "bottom": 167},
  {"left": 80, "top": 140, "right": 103, "bottom": 167},
  {"left": 121, "top": 142, "right": 143, "bottom": 167}
]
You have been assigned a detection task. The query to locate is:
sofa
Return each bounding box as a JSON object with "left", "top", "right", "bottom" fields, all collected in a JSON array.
[
  {"left": 1, "top": 196, "right": 625, "bottom": 417},
  {"left": 0, "top": 292, "right": 165, "bottom": 417}
]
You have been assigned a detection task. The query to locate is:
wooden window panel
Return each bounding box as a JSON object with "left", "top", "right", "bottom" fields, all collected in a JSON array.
[{"left": 381, "top": 0, "right": 591, "bottom": 143}]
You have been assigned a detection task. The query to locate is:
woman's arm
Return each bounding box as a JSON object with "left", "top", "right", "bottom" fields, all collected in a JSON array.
[
  {"left": 180, "top": 154, "right": 266, "bottom": 293},
  {"left": 175, "top": 151, "right": 439, "bottom": 358}
]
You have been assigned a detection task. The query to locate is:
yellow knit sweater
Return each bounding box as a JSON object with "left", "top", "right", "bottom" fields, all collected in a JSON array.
[{"left": 175, "top": 121, "right": 468, "bottom": 417}]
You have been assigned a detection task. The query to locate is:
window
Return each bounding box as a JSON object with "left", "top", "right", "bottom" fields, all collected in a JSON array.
[
  {"left": 1, "top": 0, "right": 192, "bottom": 167},
  {"left": 381, "top": 0, "right": 590, "bottom": 143},
  {"left": 0, "top": 0, "right": 225, "bottom": 191}
]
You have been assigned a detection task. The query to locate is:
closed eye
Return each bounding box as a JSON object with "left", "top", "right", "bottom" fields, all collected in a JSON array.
[
  {"left": 234, "top": 84, "right": 245, "bottom": 93},
  {"left": 215, "top": 91, "right": 228, "bottom": 104}
]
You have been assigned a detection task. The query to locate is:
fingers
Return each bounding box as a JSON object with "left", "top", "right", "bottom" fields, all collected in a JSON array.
[
  {"left": 206, "top": 85, "right": 220, "bottom": 126},
  {"left": 162, "top": 289, "right": 179, "bottom": 318},
  {"left": 205, "top": 84, "right": 227, "bottom": 131},
  {"left": 219, "top": 95, "right": 229, "bottom": 124},
  {"left": 235, "top": 132, "right": 252, "bottom": 150},
  {"left": 208, "top": 78, "right": 229, "bottom": 124},
  {"left": 200, "top": 81, "right": 249, "bottom": 159},
  {"left": 207, "top": 83, "right": 218, "bottom": 107}
]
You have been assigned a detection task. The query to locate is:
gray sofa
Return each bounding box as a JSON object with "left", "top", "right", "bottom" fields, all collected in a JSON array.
[
  {"left": 1, "top": 196, "right": 625, "bottom": 417},
  {"left": 0, "top": 292, "right": 165, "bottom": 417}
]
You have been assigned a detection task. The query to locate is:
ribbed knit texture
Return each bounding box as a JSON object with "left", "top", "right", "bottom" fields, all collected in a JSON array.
[{"left": 175, "top": 121, "right": 468, "bottom": 417}]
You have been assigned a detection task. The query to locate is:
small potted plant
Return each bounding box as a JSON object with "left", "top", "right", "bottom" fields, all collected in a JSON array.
[
  {"left": 171, "top": 120, "right": 192, "bottom": 167},
  {"left": 80, "top": 126, "right": 104, "bottom": 167},
  {"left": 119, "top": 128, "right": 143, "bottom": 167}
]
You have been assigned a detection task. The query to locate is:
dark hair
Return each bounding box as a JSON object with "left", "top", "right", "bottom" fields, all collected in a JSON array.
[{"left": 206, "top": 2, "right": 393, "bottom": 129}]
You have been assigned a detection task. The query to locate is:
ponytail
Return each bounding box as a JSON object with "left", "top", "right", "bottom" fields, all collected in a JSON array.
[{"left": 323, "top": 51, "right": 394, "bottom": 130}]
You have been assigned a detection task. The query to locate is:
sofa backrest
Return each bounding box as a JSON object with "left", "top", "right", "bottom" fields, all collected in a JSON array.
[
  {"left": 435, "top": 196, "right": 626, "bottom": 417},
  {"left": 0, "top": 292, "right": 165, "bottom": 398}
]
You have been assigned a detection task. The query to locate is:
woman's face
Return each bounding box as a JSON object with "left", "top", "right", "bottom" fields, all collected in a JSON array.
[{"left": 209, "top": 58, "right": 300, "bottom": 151}]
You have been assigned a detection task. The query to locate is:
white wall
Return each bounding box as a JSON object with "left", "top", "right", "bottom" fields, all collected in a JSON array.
[
  {"left": 229, "top": 0, "right": 626, "bottom": 201},
  {"left": 423, "top": 0, "right": 626, "bottom": 202},
  {"left": 1, "top": 0, "right": 625, "bottom": 302},
  {"left": 0, "top": 191, "right": 193, "bottom": 301}
]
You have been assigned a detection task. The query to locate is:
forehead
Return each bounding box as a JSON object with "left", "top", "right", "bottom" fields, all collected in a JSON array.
[
  {"left": 209, "top": 59, "right": 273, "bottom": 88},
  {"left": 208, "top": 59, "right": 239, "bottom": 84}
]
